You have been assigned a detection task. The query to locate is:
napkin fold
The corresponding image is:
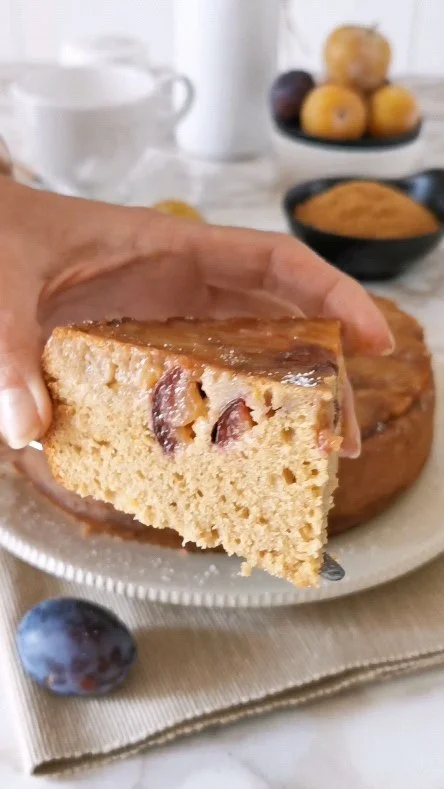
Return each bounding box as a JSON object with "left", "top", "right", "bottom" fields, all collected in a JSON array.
[{"left": 1, "top": 549, "right": 444, "bottom": 776}]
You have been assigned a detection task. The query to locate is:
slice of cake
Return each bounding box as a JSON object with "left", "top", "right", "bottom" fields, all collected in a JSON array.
[{"left": 42, "top": 317, "right": 345, "bottom": 587}]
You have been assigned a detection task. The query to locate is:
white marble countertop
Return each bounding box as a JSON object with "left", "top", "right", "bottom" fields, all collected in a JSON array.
[
  {"left": 2, "top": 667, "right": 444, "bottom": 788},
  {"left": 1, "top": 75, "right": 444, "bottom": 788}
]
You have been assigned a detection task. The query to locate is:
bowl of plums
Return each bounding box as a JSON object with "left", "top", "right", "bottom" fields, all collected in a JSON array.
[{"left": 271, "top": 25, "right": 424, "bottom": 186}]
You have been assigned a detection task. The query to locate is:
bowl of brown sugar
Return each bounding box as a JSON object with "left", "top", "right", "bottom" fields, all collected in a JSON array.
[{"left": 283, "top": 170, "right": 444, "bottom": 280}]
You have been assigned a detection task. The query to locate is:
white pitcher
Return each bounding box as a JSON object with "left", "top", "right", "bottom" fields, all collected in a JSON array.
[{"left": 173, "top": 0, "right": 279, "bottom": 161}]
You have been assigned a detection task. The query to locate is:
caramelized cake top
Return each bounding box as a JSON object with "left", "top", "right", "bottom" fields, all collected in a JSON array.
[{"left": 61, "top": 316, "right": 342, "bottom": 387}]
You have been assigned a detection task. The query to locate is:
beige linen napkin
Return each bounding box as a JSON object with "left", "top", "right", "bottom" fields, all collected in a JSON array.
[{"left": 1, "top": 548, "right": 444, "bottom": 777}]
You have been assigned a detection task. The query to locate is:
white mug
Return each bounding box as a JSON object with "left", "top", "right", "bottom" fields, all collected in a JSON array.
[
  {"left": 11, "top": 63, "right": 193, "bottom": 197},
  {"left": 58, "top": 36, "right": 179, "bottom": 144}
]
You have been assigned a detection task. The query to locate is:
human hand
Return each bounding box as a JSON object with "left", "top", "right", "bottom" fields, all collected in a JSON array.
[{"left": 0, "top": 179, "right": 393, "bottom": 456}]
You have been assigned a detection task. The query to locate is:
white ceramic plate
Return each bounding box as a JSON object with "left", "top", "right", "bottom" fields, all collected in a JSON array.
[{"left": 0, "top": 370, "right": 442, "bottom": 609}]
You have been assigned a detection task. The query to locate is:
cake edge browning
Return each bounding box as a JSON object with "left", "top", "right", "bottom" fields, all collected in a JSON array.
[
  {"left": 330, "top": 378, "right": 434, "bottom": 533},
  {"left": 331, "top": 295, "right": 435, "bottom": 532},
  {"left": 59, "top": 315, "right": 343, "bottom": 388}
]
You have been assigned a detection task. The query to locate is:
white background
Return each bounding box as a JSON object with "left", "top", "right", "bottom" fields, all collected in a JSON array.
[
  {"left": 0, "top": 0, "right": 443, "bottom": 76},
  {"left": 0, "top": 2, "right": 442, "bottom": 787}
]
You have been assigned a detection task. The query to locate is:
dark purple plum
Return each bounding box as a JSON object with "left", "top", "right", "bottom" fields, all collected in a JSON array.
[
  {"left": 270, "top": 70, "right": 315, "bottom": 123},
  {"left": 16, "top": 598, "right": 137, "bottom": 696}
]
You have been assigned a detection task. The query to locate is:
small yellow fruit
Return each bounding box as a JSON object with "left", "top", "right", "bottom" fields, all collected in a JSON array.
[
  {"left": 324, "top": 24, "right": 391, "bottom": 93},
  {"left": 300, "top": 84, "right": 367, "bottom": 141},
  {"left": 368, "top": 84, "right": 420, "bottom": 137},
  {"left": 152, "top": 199, "right": 205, "bottom": 222}
]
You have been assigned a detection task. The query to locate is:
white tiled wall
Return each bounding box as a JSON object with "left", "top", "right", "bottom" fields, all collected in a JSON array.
[
  {"left": 15, "top": 0, "right": 174, "bottom": 65},
  {"left": 3, "top": 0, "right": 444, "bottom": 76}
]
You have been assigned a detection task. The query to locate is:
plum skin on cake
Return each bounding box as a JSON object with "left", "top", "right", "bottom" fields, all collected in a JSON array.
[{"left": 42, "top": 316, "right": 345, "bottom": 589}]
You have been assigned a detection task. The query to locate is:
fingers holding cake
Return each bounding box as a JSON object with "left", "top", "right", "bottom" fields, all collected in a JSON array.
[
  {"left": 0, "top": 185, "right": 388, "bottom": 458},
  {"left": 0, "top": 270, "right": 51, "bottom": 450},
  {"left": 187, "top": 222, "right": 393, "bottom": 358},
  {"left": 260, "top": 235, "right": 394, "bottom": 357}
]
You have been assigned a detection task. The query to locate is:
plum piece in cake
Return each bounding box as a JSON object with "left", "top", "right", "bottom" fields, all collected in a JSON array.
[{"left": 42, "top": 317, "right": 345, "bottom": 588}]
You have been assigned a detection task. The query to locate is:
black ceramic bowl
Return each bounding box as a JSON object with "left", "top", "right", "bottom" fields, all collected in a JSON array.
[
  {"left": 274, "top": 116, "right": 423, "bottom": 150},
  {"left": 283, "top": 169, "right": 444, "bottom": 281}
]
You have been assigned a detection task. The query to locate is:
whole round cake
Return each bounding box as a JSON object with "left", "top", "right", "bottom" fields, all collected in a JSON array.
[
  {"left": 13, "top": 296, "right": 435, "bottom": 541},
  {"left": 330, "top": 295, "right": 434, "bottom": 533}
]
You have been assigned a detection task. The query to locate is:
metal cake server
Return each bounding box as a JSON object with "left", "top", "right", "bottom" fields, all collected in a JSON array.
[{"left": 320, "top": 553, "right": 345, "bottom": 582}]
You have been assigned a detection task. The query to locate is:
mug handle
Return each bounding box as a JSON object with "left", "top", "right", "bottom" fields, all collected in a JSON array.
[
  {"left": 154, "top": 72, "right": 194, "bottom": 126},
  {"left": 111, "top": 57, "right": 194, "bottom": 125}
]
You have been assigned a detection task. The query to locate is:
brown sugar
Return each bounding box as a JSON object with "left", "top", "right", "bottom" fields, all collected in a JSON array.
[{"left": 294, "top": 180, "right": 440, "bottom": 239}]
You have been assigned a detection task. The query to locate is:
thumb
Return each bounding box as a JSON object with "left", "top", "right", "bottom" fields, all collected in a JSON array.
[{"left": 0, "top": 297, "right": 51, "bottom": 450}]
